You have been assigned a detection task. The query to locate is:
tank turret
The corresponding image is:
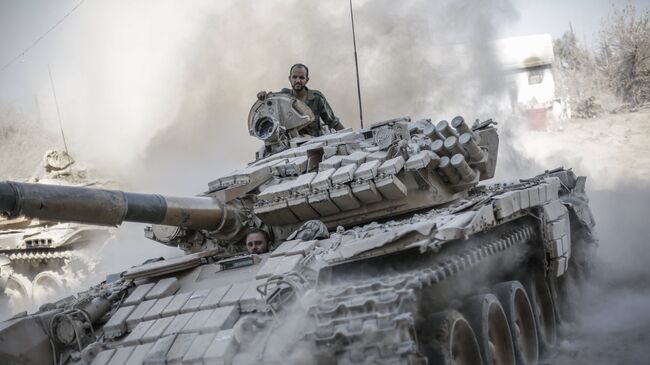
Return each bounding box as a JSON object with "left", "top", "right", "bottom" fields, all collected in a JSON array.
[{"left": 1, "top": 94, "right": 499, "bottom": 253}]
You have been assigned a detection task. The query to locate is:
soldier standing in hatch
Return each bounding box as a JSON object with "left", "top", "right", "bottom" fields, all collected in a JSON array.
[{"left": 258, "top": 63, "right": 345, "bottom": 137}]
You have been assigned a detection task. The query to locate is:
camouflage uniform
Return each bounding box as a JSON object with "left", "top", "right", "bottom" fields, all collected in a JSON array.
[{"left": 280, "top": 87, "right": 343, "bottom": 137}]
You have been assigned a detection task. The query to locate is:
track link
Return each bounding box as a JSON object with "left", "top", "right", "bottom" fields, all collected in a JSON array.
[
  {"left": 5, "top": 249, "right": 73, "bottom": 262},
  {"left": 305, "top": 224, "right": 535, "bottom": 364}
]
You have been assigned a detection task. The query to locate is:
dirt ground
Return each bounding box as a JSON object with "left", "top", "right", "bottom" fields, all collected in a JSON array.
[
  {"left": 508, "top": 110, "right": 650, "bottom": 365},
  {"left": 512, "top": 109, "right": 650, "bottom": 189}
]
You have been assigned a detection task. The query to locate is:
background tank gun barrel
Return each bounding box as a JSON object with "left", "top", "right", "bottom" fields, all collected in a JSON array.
[{"left": 0, "top": 181, "right": 238, "bottom": 230}]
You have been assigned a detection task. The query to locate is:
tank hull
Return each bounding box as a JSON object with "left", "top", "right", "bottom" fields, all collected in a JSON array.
[
  {"left": 0, "top": 220, "right": 114, "bottom": 313},
  {"left": 0, "top": 168, "right": 595, "bottom": 365}
]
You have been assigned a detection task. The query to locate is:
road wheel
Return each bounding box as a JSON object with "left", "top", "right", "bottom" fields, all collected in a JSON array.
[
  {"left": 494, "top": 281, "right": 539, "bottom": 365},
  {"left": 525, "top": 273, "right": 557, "bottom": 352},
  {"left": 4, "top": 273, "right": 32, "bottom": 312},
  {"left": 422, "top": 310, "right": 482, "bottom": 365},
  {"left": 462, "top": 293, "right": 515, "bottom": 365},
  {"left": 32, "top": 271, "right": 65, "bottom": 303}
]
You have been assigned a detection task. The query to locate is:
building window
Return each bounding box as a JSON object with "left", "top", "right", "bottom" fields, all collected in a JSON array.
[{"left": 528, "top": 69, "right": 544, "bottom": 85}]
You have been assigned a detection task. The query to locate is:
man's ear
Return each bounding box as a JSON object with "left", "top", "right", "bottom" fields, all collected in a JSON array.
[{"left": 305, "top": 76, "right": 309, "bottom": 84}]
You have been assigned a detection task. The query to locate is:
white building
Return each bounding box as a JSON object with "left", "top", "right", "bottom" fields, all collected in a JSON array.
[{"left": 494, "top": 34, "right": 567, "bottom": 128}]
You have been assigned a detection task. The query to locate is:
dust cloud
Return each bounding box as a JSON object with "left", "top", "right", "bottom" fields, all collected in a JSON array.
[
  {"left": 548, "top": 187, "right": 650, "bottom": 365},
  {"left": 0, "top": 106, "right": 57, "bottom": 180},
  {"left": 493, "top": 111, "right": 650, "bottom": 364}
]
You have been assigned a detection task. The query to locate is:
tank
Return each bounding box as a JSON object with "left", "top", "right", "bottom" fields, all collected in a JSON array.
[
  {"left": 0, "top": 93, "right": 596, "bottom": 365},
  {"left": 0, "top": 151, "right": 115, "bottom": 312}
]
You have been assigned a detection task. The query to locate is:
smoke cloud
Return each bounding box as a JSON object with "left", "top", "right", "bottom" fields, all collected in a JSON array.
[{"left": 2, "top": 0, "right": 518, "bottom": 193}]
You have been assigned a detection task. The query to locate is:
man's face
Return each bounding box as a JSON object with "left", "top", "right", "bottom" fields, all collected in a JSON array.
[
  {"left": 289, "top": 66, "right": 309, "bottom": 92},
  {"left": 246, "top": 232, "right": 269, "bottom": 254}
]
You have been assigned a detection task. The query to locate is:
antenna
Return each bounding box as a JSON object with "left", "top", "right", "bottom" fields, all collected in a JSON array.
[
  {"left": 349, "top": 0, "right": 364, "bottom": 129},
  {"left": 48, "top": 65, "right": 69, "bottom": 154}
]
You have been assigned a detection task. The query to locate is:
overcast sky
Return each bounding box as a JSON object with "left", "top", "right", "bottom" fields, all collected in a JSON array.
[{"left": 503, "top": 0, "right": 648, "bottom": 46}]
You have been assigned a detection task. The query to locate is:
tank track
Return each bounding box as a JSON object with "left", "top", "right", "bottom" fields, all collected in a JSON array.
[
  {"left": 5, "top": 249, "right": 72, "bottom": 262},
  {"left": 305, "top": 223, "right": 535, "bottom": 364}
]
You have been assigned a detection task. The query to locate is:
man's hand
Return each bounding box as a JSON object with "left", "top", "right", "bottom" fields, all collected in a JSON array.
[{"left": 257, "top": 91, "right": 268, "bottom": 100}]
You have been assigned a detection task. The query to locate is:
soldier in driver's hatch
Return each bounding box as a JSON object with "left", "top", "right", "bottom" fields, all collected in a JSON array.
[
  {"left": 245, "top": 229, "right": 271, "bottom": 254},
  {"left": 257, "top": 63, "right": 344, "bottom": 137}
]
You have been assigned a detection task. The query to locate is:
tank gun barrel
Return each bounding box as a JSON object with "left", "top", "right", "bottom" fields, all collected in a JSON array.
[{"left": 0, "top": 181, "right": 235, "bottom": 230}]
